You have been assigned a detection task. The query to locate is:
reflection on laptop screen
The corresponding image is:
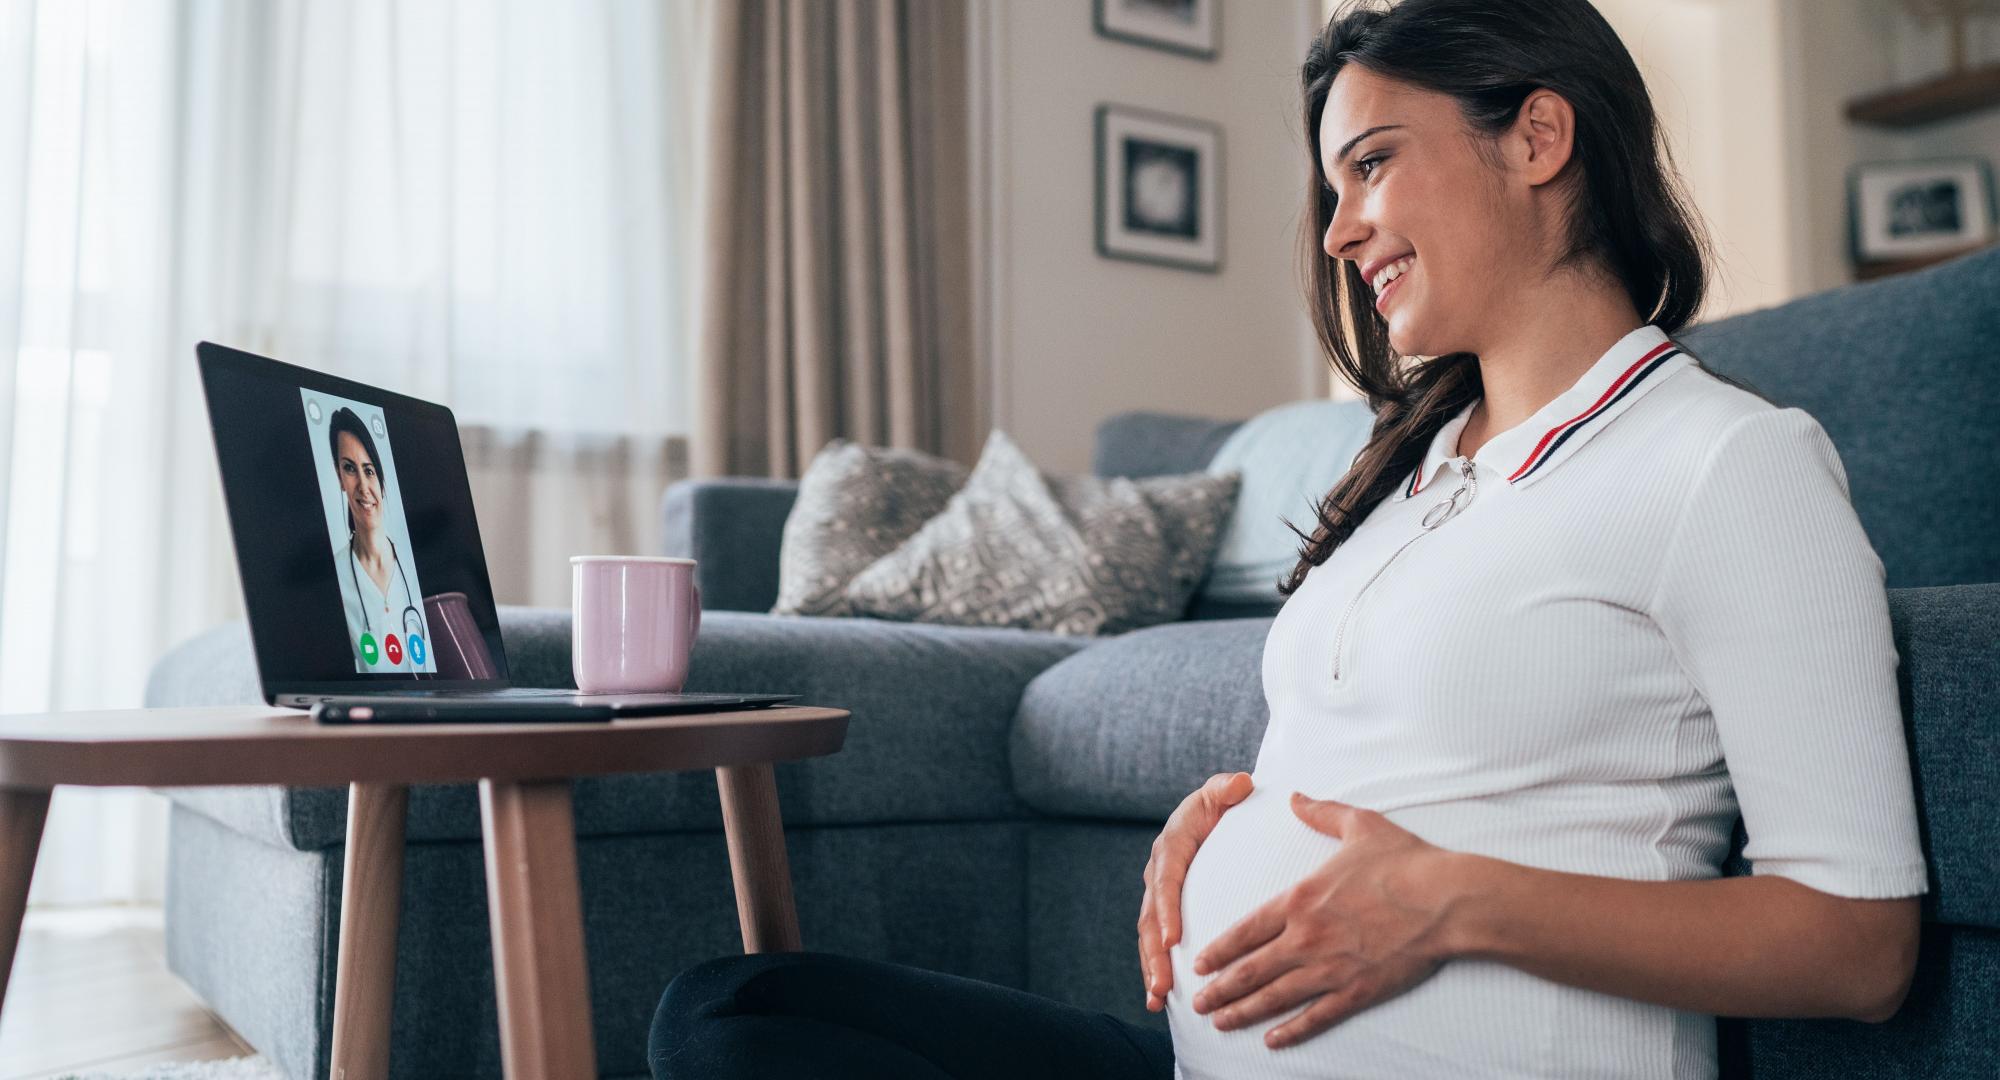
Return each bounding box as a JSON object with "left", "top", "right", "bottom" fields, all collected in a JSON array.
[{"left": 199, "top": 342, "right": 509, "bottom": 696}]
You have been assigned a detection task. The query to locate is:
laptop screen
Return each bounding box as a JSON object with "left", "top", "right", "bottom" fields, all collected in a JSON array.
[{"left": 198, "top": 342, "right": 511, "bottom": 697}]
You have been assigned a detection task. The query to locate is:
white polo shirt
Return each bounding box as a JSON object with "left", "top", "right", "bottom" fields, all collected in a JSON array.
[{"left": 1166, "top": 324, "right": 1929, "bottom": 1079}]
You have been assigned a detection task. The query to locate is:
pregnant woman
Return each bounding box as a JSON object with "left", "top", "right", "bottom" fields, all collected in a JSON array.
[{"left": 650, "top": 1, "right": 1927, "bottom": 1077}]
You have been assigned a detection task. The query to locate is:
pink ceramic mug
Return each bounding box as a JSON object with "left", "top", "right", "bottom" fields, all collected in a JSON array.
[{"left": 571, "top": 556, "right": 703, "bottom": 695}]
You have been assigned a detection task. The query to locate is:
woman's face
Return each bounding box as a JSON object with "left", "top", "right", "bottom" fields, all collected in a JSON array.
[
  {"left": 335, "top": 431, "right": 383, "bottom": 533},
  {"left": 1317, "top": 66, "right": 1546, "bottom": 358}
]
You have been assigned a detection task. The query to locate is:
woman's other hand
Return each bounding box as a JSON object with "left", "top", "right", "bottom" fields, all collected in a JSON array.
[
  {"left": 1187, "top": 792, "right": 1463, "bottom": 1049},
  {"left": 1138, "top": 770, "right": 1255, "bottom": 1012}
]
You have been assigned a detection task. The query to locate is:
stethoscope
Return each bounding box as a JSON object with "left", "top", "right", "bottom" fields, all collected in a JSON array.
[{"left": 349, "top": 533, "right": 428, "bottom": 669}]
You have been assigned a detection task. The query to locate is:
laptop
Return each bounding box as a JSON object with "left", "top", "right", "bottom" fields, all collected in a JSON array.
[{"left": 197, "top": 341, "right": 800, "bottom": 721}]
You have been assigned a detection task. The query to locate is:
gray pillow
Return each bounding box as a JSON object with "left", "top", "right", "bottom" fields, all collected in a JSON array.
[
  {"left": 772, "top": 438, "right": 971, "bottom": 617},
  {"left": 842, "top": 429, "right": 1240, "bottom": 636}
]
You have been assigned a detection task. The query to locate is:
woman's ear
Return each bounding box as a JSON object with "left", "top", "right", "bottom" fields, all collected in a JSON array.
[{"left": 1511, "top": 88, "right": 1576, "bottom": 188}]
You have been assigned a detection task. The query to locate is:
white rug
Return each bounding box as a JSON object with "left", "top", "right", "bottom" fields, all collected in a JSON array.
[{"left": 53, "top": 1057, "right": 283, "bottom": 1080}]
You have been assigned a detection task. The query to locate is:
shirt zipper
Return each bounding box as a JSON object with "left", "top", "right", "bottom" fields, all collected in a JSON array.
[{"left": 1330, "top": 457, "right": 1478, "bottom": 682}]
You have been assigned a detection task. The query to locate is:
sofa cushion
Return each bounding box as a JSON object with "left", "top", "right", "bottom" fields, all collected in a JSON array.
[
  {"left": 146, "top": 606, "right": 1089, "bottom": 850},
  {"left": 772, "top": 439, "right": 970, "bottom": 618},
  {"left": 1199, "top": 399, "right": 1376, "bottom": 606},
  {"left": 1011, "top": 617, "right": 1272, "bottom": 820},
  {"left": 1722, "top": 924, "right": 2000, "bottom": 1080},
  {"left": 1892, "top": 583, "right": 2000, "bottom": 930}
]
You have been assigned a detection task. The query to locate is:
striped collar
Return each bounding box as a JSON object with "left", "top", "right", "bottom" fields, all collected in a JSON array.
[{"left": 1395, "top": 325, "right": 1693, "bottom": 501}]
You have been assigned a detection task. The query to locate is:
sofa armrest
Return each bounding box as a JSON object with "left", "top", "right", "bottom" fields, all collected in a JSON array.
[{"left": 660, "top": 477, "right": 800, "bottom": 613}]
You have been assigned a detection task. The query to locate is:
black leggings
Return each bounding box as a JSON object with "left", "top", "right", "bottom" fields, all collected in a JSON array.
[{"left": 649, "top": 951, "right": 1176, "bottom": 1080}]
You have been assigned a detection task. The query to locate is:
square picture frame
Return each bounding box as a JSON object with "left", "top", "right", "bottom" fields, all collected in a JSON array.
[
  {"left": 1095, "top": 104, "right": 1224, "bottom": 274},
  {"left": 1093, "top": 0, "right": 1219, "bottom": 60},
  {"left": 1848, "top": 157, "right": 1997, "bottom": 263}
]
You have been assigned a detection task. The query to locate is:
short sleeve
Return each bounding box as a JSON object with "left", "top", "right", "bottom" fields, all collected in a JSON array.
[{"left": 1647, "top": 407, "right": 1928, "bottom": 899}]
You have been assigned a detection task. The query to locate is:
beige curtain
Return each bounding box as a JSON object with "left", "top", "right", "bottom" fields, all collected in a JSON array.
[{"left": 693, "top": 0, "right": 978, "bottom": 480}]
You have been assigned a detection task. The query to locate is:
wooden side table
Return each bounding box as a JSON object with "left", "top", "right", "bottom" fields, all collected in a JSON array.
[{"left": 0, "top": 704, "right": 848, "bottom": 1080}]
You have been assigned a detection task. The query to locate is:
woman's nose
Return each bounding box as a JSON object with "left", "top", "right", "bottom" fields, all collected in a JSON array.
[{"left": 1323, "top": 198, "right": 1369, "bottom": 261}]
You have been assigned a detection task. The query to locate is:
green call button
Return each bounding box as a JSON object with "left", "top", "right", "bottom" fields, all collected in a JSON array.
[{"left": 359, "top": 633, "right": 379, "bottom": 666}]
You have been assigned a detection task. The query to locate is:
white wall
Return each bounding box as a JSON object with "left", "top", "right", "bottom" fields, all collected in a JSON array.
[
  {"left": 1782, "top": 0, "right": 1914, "bottom": 295},
  {"left": 1596, "top": 0, "right": 1800, "bottom": 318},
  {"left": 972, "top": 0, "right": 1324, "bottom": 473}
]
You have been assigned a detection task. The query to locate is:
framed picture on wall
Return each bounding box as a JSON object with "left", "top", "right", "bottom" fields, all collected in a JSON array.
[
  {"left": 1093, "top": 0, "right": 1219, "bottom": 60},
  {"left": 1095, "top": 104, "right": 1223, "bottom": 273},
  {"left": 1848, "top": 158, "right": 1997, "bottom": 263}
]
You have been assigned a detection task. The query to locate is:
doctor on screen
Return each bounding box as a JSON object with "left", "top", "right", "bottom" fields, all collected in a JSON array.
[{"left": 324, "top": 406, "right": 433, "bottom": 673}]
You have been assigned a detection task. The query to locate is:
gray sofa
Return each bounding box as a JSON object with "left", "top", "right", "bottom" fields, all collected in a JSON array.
[{"left": 147, "top": 247, "right": 2000, "bottom": 1079}]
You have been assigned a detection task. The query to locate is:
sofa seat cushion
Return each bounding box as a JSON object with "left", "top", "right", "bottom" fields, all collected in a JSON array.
[
  {"left": 145, "top": 607, "right": 1089, "bottom": 851},
  {"left": 1891, "top": 584, "right": 2000, "bottom": 931},
  {"left": 1011, "top": 617, "right": 1273, "bottom": 819}
]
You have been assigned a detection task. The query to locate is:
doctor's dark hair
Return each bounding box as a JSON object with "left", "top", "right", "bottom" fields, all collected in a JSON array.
[
  {"left": 1279, "top": 0, "right": 1717, "bottom": 598},
  {"left": 326, "top": 407, "right": 387, "bottom": 534}
]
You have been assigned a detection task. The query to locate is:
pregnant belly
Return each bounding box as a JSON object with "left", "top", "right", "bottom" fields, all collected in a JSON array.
[
  {"left": 1163, "top": 786, "right": 1701, "bottom": 1079},
  {"left": 1166, "top": 785, "right": 1351, "bottom": 1076},
  {"left": 1171, "top": 785, "right": 1341, "bottom": 987}
]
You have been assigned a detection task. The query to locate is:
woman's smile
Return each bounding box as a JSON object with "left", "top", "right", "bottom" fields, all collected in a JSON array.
[{"left": 1373, "top": 255, "right": 1416, "bottom": 314}]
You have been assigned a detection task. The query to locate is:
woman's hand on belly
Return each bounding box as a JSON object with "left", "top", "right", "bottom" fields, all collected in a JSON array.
[
  {"left": 1186, "top": 792, "right": 1463, "bottom": 1050},
  {"left": 1138, "top": 771, "right": 1256, "bottom": 1013}
]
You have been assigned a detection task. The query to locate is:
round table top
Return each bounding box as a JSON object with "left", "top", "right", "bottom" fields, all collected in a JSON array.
[{"left": 0, "top": 705, "right": 849, "bottom": 789}]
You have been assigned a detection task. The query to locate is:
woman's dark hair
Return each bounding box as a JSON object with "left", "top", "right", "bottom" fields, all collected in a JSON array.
[
  {"left": 1280, "top": 0, "right": 1753, "bottom": 598},
  {"left": 326, "top": 407, "right": 387, "bottom": 534}
]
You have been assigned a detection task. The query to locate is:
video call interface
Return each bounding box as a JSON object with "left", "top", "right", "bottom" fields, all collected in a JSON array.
[
  {"left": 303, "top": 390, "right": 438, "bottom": 674},
  {"left": 202, "top": 350, "right": 509, "bottom": 687}
]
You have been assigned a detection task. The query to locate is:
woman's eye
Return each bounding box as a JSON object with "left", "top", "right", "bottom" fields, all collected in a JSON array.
[{"left": 1353, "top": 154, "right": 1387, "bottom": 181}]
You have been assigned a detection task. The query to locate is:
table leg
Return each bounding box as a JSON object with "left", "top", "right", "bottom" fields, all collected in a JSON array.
[
  {"left": 330, "top": 782, "right": 409, "bottom": 1080},
  {"left": 0, "top": 787, "right": 52, "bottom": 1015},
  {"left": 715, "top": 763, "right": 802, "bottom": 953},
  {"left": 478, "top": 779, "right": 595, "bottom": 1080}
]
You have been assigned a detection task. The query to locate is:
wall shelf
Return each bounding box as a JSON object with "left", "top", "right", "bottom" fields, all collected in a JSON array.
[
  {"left": 1853, "top": 243, "right": 1995, "bottom": 280},
  {"left": 1847, "top": 63, "right": 2000, "bottom": 128}
]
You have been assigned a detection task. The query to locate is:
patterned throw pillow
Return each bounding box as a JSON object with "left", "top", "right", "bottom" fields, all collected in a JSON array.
[
  {"left": 771, "top": 439, "right": 971, "bottom": 617},
  {"left": 842, "top": 429, "right": 1240, "bottom": 636}
]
